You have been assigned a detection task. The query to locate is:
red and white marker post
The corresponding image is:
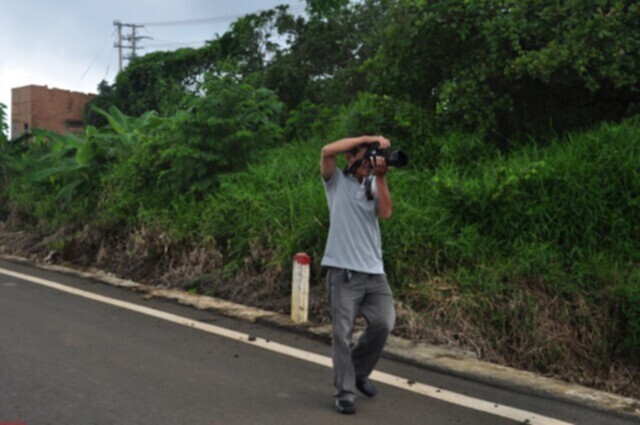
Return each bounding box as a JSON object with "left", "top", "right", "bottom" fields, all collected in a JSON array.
[{"left": 291, "top": 253, "right": 311, "bottom": 323}]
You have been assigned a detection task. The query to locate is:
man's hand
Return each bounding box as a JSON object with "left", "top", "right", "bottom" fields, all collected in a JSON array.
[
  {"left": 372, "top": 156, "right": 389, "bottom": 177},
  {"left": 371, "top": 136, "right": 391, "bottom": 176},
  {"left": 375, "top": 136, "right": 391, "bottom": 151}
]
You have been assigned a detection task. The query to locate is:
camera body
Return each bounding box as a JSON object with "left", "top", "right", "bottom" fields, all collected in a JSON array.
[{"left": 364, "top": 142, "right": 409, "bottom": 169}]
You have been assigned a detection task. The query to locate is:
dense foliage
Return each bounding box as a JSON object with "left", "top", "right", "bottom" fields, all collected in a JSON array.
[
  {"left": 368, "top": 0, "right": 640, "bottom": 141},
  {"left": 3, "top": 0, "right": 640, "bottom": 394},
  {"left": 86, "top": 0, "right": 640, "bottom": 142}
]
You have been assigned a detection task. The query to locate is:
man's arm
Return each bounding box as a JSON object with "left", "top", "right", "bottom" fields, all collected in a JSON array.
[
  {"left": 373, "top": 156, "right": 393, "bottom": 219},
  {"left": 320, "top": 135, "right": 388, "bottom": 181}
]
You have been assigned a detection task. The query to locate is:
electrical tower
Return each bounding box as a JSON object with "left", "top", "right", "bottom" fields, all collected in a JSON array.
[{"left": 113, "top": 21, "right": 152, "bottom": 71}]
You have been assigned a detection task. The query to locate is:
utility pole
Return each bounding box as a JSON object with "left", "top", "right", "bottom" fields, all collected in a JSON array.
[
  {"left": 113, "top": 20, "right": 151, "bottom": 72},
  {"left": 113, "top": 21, "right": 123, "bottom": 72}
]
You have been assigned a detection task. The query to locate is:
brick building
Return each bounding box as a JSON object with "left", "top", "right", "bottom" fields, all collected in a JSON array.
[{"left": 11, "top": 85, "right": 96, "bottom": 139}]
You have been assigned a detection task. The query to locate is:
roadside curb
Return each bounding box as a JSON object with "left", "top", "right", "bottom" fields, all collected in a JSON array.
[{"left": 2, "top": 254, "right": 639, "bottom": 421}]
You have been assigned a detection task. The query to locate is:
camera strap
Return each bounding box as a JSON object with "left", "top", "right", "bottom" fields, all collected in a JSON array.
[
  {"left": 344, "top": 161, "right": 375, "bottom": 200},
  {"left": 365, "top": 176, "right": 375, "bottom": 201},
  {"left": 343, "top": 157, "right": 365, "bottom": 176},
  {"left": 343, "top": 157, "right": 375, "bottom": 200}
]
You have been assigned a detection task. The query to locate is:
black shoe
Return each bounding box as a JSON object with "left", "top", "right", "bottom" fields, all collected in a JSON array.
[
  {"left": 335, "top": 399, "right": 356, "bottom": 414},
  {"left": 356, "top": 378, "right": 377, "bottom": 397}
]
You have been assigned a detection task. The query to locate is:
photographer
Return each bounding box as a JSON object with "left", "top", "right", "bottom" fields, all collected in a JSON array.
[{"left": 320, "top": 135, "right": 396, "bottom": 414}]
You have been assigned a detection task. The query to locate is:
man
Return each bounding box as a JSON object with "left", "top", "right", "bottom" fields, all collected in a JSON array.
[{"left": 320, "top": 135, "right": 396, "bottom": 414}]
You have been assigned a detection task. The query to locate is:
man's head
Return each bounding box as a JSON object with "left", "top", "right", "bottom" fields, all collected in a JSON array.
[{"left": 345, "top": 143, "right": 373, "bottom": 180}]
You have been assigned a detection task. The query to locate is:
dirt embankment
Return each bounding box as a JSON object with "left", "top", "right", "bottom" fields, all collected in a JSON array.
[{"left": 0, "top": 221, "right": 329, "bottom": 322}]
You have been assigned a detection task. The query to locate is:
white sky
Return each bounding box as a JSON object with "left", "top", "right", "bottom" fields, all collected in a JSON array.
[{"left": 0, "top": 0, "right": 305, "bottom": 135}]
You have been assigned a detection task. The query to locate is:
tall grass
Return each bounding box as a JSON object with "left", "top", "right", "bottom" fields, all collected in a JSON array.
[
  {"left": 188, "top": 139, "right": 328, "bottom": 272},
  {"left": 168, "top": 119, "right": 640, "bottom": 360}
]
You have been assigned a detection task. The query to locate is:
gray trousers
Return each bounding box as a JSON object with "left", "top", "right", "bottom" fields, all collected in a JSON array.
[{"left": 326, "top": 268, "right": 396, "bottom": 401}]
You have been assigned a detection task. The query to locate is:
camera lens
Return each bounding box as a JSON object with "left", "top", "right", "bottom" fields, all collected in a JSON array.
[{"left": 385, "top": 150, "right": 408, "bottom": 168}]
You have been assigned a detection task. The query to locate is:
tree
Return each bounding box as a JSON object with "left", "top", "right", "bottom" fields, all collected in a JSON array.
[
  {"left": 113, "top": 46, "right": 220, "bottom": 117},
  {"left": 0, "top": 103, "right": 8, "bottom": 141},
  {"left": 85, "top": 0, "right": 640, "bottom": 142},
  {"left": 368, "top": 0, "right": 640, "bottom": 141},
  {"left": 0, "top": 103, "right": 10, "bottom": 208},
  {"left": 84, "top": 80, "right": 116, "bottom": 127},
  {"left": 103, "top": 74, "right": 284, "bottom": 211}
]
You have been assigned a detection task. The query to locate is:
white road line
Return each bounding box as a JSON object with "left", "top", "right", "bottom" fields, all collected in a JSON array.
[{"left": 1, "top": 267, "right": 573, "bottom": 425}]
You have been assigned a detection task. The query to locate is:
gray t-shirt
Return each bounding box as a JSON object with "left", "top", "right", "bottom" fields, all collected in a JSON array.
[{"left": 321, "top": 168, "right": 385, "bottom": 274}]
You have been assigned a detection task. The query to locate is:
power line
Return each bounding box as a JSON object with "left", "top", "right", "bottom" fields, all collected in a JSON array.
[
  {"left": 81, "top": 28, "right": 117, "bottom": 80},
  {"left": 145, "top": 41, "right": 207, "bottom": 48},
  {"left": 137, "top": 4, "right": 305, "bottom": 27},
  {"left": 142, "top": 31, "right": 209, "bottom": 47},
  {"left": 113, "top": 4, "right": 305, "bottom": 70},
  {"left": 104, "top": 39, "right": 115, "bottom": 82},
  {"left": 139, "top": 14, "right": 248, "bottom": 27}
]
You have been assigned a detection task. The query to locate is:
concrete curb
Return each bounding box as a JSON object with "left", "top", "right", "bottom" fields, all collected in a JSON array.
[{"left": 2, "top": 254, "right": 639, "bottom": 420}]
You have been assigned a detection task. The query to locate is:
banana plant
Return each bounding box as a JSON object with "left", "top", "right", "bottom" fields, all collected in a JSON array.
[{"left": 8, "top": 106, "right": 165, "bottom": 210}]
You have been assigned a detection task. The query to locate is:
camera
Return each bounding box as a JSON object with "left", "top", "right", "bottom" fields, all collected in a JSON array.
[{"left": 364, "top": 142, "right": 409, "bottom": 168}]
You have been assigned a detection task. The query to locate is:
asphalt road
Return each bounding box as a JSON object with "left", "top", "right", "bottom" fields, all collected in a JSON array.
[{"left": 0, "top": 259, "right": 638, "bottom": 425}]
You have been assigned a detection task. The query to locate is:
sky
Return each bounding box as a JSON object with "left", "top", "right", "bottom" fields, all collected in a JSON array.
[{"left": 0, "top": 0, "right": 305, "bottom": 135}]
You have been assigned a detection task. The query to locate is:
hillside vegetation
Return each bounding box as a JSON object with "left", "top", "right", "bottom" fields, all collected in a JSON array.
[{"left": 1, "top": 0, "right": 639, "bottom": 397}]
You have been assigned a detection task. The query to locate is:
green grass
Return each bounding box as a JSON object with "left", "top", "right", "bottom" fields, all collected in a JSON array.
[{"left": 149, "top": 119, "right": 640, "bottom": 364}]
